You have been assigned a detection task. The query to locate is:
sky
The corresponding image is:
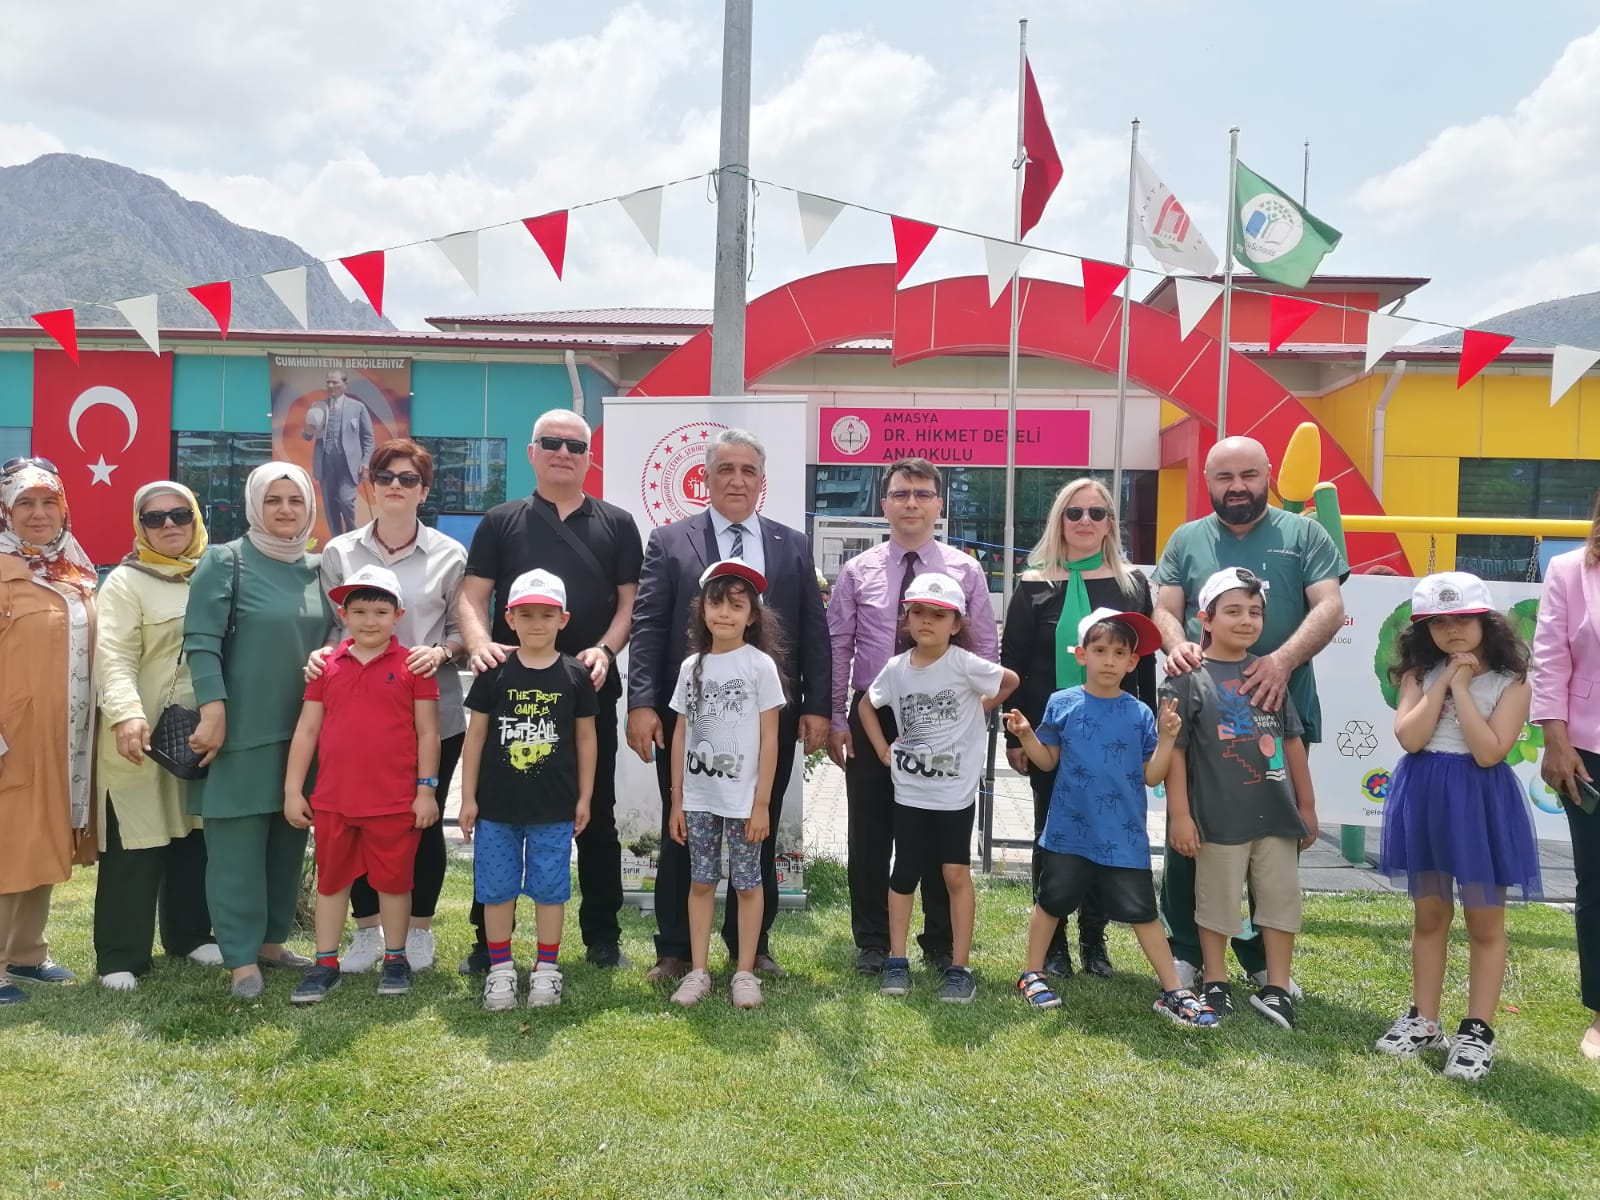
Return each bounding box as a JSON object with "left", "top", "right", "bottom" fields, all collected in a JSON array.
[{"left": 1, "top": 0, "right": 1598, "bottom": 336}]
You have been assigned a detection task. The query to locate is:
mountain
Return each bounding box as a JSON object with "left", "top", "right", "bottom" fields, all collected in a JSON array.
[
  {"left": 1426, "top": 291, "right": 1600, "bottom": 349},
  {"left": 0, "top": 153, "right": 392, "bottom": 332}
]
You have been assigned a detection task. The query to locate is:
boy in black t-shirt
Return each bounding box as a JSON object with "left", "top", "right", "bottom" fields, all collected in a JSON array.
[{"left": 461, "top": 568, "right": 598, "bottom": 1011}]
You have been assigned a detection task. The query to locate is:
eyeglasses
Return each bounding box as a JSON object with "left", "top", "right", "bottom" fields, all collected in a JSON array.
[
  {"left": 139, "top": 507, "right": 196, "bottom": 529},
  {"left": 371, "top": 470, "right": 424, "bottom": 489},
  {"left": 886, "top": 488, "right": 939, "bottom": 503},
  {"left": 1065, "top": 506, "right": 1110, "bottom": 522},
  {"left": 1, "top": 455, "right": 59, "bottom": 478},
  {"left": 537, "top": 436, "right": 589, "bottom": 455}
]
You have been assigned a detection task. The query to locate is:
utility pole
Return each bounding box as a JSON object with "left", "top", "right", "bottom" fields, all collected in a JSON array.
[{"left": 709, "top": 0, "right": 753, "bottom": 397}]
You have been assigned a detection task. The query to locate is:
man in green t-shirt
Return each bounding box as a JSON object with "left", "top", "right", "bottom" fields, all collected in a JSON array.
[{"left": 1151, "top": 436, "right": 1345, "bottom": 988}]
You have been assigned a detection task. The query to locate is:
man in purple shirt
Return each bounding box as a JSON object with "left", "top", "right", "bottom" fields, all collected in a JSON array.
[{"left": 825, "top": 457, "right": 1000, "bottom": 974}]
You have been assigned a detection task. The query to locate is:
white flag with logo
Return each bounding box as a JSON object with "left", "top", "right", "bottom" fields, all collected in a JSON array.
[{"left": 1133, "top": 152, "right": 1219, "bottom": 276}]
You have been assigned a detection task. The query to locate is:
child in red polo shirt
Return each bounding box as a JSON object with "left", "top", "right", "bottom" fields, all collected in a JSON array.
[{"left": 283, "top": 564, "right": 441, "bottom": 1004}]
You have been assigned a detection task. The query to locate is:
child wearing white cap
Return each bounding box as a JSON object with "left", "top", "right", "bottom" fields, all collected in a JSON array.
[
  {"left": 459, "top": 568, "right": 599, "bottom": 1011},
  {"left": 859, "top": 572, "right": 1018, "bottom": 1003},
  {"left": 1373, "top": 571, "right": 1540, "bottom": 1082}
]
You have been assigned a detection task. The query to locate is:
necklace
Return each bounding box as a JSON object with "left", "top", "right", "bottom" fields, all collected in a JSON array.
[{"left": 373, "top": 520, "right": 419, "bottom": 556}]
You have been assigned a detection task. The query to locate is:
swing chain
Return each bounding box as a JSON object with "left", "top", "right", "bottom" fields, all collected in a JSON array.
[
  {"left": 1426, "top": 534, "right": 1437, "bottom": 575},
  {"left": 1525, "top": 535, "right": 1542, "bottom": 583}
]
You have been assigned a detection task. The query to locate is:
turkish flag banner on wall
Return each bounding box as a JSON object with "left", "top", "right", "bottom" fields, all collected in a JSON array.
[{"left": 31, "top": 349, "right": 175, "bottom": 565}]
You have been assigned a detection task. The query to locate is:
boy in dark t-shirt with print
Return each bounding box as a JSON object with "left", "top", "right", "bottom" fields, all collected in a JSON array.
[
  {"left": 1163, "top": 567, "right": 1319, "bottom": 1031},
  {"left": 460, "top": 568, "right": 598, "bottom": 1012}
]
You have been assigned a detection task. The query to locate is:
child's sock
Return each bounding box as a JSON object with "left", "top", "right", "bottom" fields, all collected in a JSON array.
[
  {"left": 316, "top": 949, "right": 339, "bottom": 970},
  {"left": 384, "top": 947, "right": 407, "bottom": 965},
  {"left": 487, "top": 939, "right": 513, "bottom": 967},
  {"left": 1458, "top": 1017, "right": 1495, "bottom": 1043},
  {"left": 885, "top": 956, "right": 910, "bottom": 970},
  {"left": 536, "top": 942, "right": 560, "bottom": 968}
]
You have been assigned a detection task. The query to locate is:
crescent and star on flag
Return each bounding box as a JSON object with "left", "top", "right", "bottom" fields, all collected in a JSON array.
[{"left": 68, "top": 384, "right": 141, "bottom": 486}]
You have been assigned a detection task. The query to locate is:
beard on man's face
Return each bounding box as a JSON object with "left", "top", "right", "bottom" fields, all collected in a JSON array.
[{"left": 1211, "top": 487, "right": 1268, "bottom": 526}]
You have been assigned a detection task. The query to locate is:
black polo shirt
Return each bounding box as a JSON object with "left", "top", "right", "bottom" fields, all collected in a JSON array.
[{"left": 465, "top": 492, "right": 645, "bottom": 701}]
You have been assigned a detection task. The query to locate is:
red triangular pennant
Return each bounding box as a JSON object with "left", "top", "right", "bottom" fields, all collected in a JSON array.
[
  {"left": 189, "top": 281, "right": 232, "bottom": 339},
  {"left": 1081, "top": 259, "right": 1129, "bottom": 322},
  {"left": 890, "top": 215, "right": 938, "bottom": 285},
  {"left": 31, "top": 308, "right": 78, "bottom": 364},
  {"left": 1458, "top": 329, "right": 1515, "bottom": 388},
  {"left": 340, "top": 251, "right": 386, "bottom": 317},
  {"left": 1268, "top": 294, "right": 1320, "bottom": 352},
  {"left": 523, "top": 211, "right": 569, "bottom": 280}
]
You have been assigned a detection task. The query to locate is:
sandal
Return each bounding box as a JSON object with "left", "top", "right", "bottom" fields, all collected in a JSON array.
[
  {"left": 1017, "top": 971, "right": 1062, "bottom": 1009},
  {"left": 1153, "top": 987, "right": 1218, "bottom": 1027}
]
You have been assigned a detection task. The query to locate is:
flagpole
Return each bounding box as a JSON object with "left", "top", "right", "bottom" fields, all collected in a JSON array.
[
  {"left": 1002, "top": 18, "right": 1027, "bottom": 611},
  {"left": 1110, "top": 118, "right": 1138, "bottom": 515},
  {"left": 1217, "top": 126, "right": 1239, "bottom": 440},
  {"left": 1302, "top": 139, "right": 1310, "bottom": 206}
]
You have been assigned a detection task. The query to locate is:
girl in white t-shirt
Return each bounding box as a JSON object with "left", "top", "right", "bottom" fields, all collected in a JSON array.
[
  {"left": 667, "top": 559, "right": 788, "bottom": 1009},
  {"left": 860, "top": 573, "right": 1017, "bottom": 1004}
]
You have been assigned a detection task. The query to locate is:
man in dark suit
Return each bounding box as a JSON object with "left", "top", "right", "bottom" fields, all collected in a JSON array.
[
  {"left": 302, "top": 370, "right": 374, "bottom": 536},
  {"left": 626, "top": 428, "right": 831, "bottom": 981}
]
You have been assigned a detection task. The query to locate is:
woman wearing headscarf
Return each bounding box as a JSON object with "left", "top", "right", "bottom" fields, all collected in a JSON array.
[
  {"left": 0, "top": 458, "right": 99, "bottom": 1004},
  {"left": 93, "top": 481, "right": 223, "bottom": 990},
  {"left": 184, "top": 462, "right": 333, "bottom": 999}
]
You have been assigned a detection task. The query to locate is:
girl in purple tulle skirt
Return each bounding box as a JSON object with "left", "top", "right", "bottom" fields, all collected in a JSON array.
[{"left": 1374, "top": 572, "right": 1541, "bottom": 1083}]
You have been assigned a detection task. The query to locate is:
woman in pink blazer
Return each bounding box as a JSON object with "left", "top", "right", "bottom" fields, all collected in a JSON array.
[{"left": 1531, "top": 493, "right": 1600, "bottom": 1062}]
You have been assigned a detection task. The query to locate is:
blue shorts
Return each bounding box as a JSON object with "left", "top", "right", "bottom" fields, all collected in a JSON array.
[{"left": 473, "top": 818, "right": 575, "bottom": 906}]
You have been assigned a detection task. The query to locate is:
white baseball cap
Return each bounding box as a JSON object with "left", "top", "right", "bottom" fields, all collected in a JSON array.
[
  {"left": 506, "top": 568, "right": 567, "bottom": 611},
  {"left": 700, "top": 558, "right": 768, "bottom": 595},
  {"left": 902, "top": 572, "right": 965, "bottom": 615},
  {"left": 328, "top": 563, "right": 404, "bottom": 609},
  {"left": 1197, "top": 566, "right": 1268, "bottom": 614},
  {"left": 1410, "top": 571, "right": 1492, "bottom": 622},
  {"left": 1076, "top": 606, "right": 1162, "bottom": 656}
]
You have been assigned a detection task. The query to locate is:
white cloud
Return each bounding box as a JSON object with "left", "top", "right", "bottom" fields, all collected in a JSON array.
[
  {"left": 1465, "top": 241, "right": 1600, "bottom": 325},
  {"left": 0, "top": 122, "right": 65, "bottom": 165}
]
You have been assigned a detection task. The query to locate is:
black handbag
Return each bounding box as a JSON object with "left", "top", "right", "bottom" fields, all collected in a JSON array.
[{"left": 148, "top": 546, "right": 240, "bottom": 782}]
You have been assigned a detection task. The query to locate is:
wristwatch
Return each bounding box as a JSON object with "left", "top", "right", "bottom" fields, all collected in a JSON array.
[
  {"left": 416, "top": 777, "right": 439, "bottom": 788},
  {"left": 596, "top": 643, "right": 617, "bottom": 663}
]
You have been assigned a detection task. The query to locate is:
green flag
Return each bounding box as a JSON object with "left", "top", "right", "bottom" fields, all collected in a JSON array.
[{"left": 1230, "top": 160, "right": 1342, "bottom": 288}]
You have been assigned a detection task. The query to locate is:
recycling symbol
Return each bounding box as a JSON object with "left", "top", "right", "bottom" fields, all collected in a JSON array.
[{"left": 1337, "top": 719, "right": 1379, "bottom": 759}]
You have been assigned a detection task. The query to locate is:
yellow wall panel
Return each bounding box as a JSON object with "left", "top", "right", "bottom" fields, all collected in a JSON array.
[
  {"left": 1311, "top": 376, "right": 1379, "bottom": 480},
  {"left": 1156, "top": 466, "right": 1188, "bottom": 549},
  {"left": 1159, "top": 399, "right": 1186, "bottom": 428},
  {"left": 1382, "top": 375, "right": 1483, "bottom": 458},
  {"left": 1382, "top": 456, "right": 1460, "bottom": 573},
  {"left": 1575, "top": 378, "right": 1600, "bottom": 458},
  {"left": 1480, "top": 374, "right": 1580, "bottom": 454}
]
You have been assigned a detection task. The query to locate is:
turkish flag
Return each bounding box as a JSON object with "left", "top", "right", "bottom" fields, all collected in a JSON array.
[
  {"left": 31, "top": 349, "right": 175, "bottom": 565},
  {"left": 1019, "top": 58, "right": 1062, "bottom": 240}
]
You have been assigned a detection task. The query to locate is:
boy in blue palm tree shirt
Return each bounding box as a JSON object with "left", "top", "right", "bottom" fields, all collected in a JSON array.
[{"left": 1162, "top": 567, "right": 1319, "bottom": 1031}]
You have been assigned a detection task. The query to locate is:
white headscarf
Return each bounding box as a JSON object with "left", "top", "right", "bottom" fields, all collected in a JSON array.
[{"left": 245, "top": 461, "right": 317, "bottom": 564}]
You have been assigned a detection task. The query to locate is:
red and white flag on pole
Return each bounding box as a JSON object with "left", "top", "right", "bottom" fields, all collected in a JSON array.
[
  {"left": 1019, "top": 59, "right": 1062, "bottom": 240},
  {"left": 1132, "top": 151, "right": 1219, "bottom": 275}
]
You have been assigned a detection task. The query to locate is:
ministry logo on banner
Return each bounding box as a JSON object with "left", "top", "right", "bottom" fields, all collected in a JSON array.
[{"left": 1132, "top": 151, "right": 1219, "bottom": 276}]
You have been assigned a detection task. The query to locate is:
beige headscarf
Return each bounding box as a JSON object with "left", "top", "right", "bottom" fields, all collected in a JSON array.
[{"left": 245, "top": 461, "right": 317, "bottom": 563}]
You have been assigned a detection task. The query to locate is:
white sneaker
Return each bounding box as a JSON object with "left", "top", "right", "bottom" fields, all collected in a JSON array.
[
  {"left": 1249, "top": 970, "right": 1304, "bottom": 1001},
  {"left": 1172, "top": 959, "right": 1199, "bottom": 991},
  {"left": 1374, "top": 1007, "right": 1447, "bottom": 1057},
  {"left": 1442, "top": 1022, "right": 1496, "bottom": 1082},
  {"left": 482, "top": 964, "right": 519, "bottom": 1011},
  {"left": 186, "top": 943, "right": 223, "bottom": 967},
  {"left": 405, "top": 928, "right": 436, "bottom": 971},
  {"left": 527, "top": 963, "right": 563, "bottom": 1008},
  {"left": 99, "top": 972, "right": 139, "bottom": 991},
  {"left": 340, "top": 927, "right": 385, "bottom": 974}
]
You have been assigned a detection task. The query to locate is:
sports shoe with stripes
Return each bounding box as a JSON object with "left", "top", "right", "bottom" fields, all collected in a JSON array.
[{"left": 1374, "top": 1007, "right": 1447, "bottom": 1057}]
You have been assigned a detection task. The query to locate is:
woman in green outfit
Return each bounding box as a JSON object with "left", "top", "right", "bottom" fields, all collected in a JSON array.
[{"left": 184, "top": 462, "right": 333, "bottom": 999}]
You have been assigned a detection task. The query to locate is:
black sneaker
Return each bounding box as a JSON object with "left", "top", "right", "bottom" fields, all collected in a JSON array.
[
  {"left": 922, "top": 949, "right": 955, "bottom": 973},
  {"left": 937, "top": 966, "right": 978, "bottom": 1005},
  {"left": 879, "top": 959, "right": 912, "bottom": 996},
  {"left": 1250, "top": 984, "right": 1297, "bottom": 1030},
  {"left": 458, "top": 947, "right": 491, "bottom": 976},
  {"left": 585, "top": 944, "right": 631, "bottom": 969},
  {"left": 1201, "top": 980, "right": 1234, "bottom": 1018},
  {"left": 1043, "top": 949, "right": 1074, "bottom": 980},
  {"left": 1079, "top": 940, "right": 1114, "bottom": 979},
  {"left": 855, "top": 947, "right": 888, "bottom": 975},
  {"left": 376, "top": 958, "right": 412, "bottom": 997},
  {"left": 290, "top": 965, "right": 342, "bottom": 1005}
]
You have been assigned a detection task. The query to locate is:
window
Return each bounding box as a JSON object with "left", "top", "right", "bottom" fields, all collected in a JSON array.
[
  {"left": 0, "top": 427, "right": 32, "bottom": 467},
  {"left": 1457, "top": 459, "right": 1599, "bottom": 581},
  {"left": 808, "top": 466, "right": 1159, "bottom": 588}
]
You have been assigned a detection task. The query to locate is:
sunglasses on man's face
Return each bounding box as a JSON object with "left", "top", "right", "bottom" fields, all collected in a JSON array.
[
  {"left": 371, "top": 470, "right": 423, "bottom": 489},
  {"left": 2, "top": 455, "right": 60, "bottom": 478},
  {"left": 1065, "top": 506, "right": 1109, "bottom": 522},
  {"left": 139, "top": 507, "right": 196, "bottom": 529},
  {"left": 537, "top": 436, "right": 589, "bottom": 455}
]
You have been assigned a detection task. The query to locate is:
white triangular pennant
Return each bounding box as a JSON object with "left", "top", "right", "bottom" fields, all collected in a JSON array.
[
  {"left": 263, "top": 266, "right": 308, "bottom": 328},
  {"left": 796, "top": 191, "right": 843, "bottom": 253},
  {"left": 983, "top": 239, "right": 1033, "bottom": 306},
  {"left": 1364, "top": 312, "right": 1414, "bottom": 372},
  {"left": 618, "top": 186, "right": 664, "bottom": 256},
  {"left": 1174, "top": 276, "right": 1223, "bottom": 341},
  {"left": 433, "top": 231, "right": 480, "bottom": 294},
  {"left": 1550, "top": 344, "right": 1600, "bottom": 406},
  {"left": 114, "top": 294, "right": 160, "bottom": 354}
]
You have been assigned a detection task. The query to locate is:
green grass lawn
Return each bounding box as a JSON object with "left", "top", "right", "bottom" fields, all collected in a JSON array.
[{"left": 2, "top": 861, "right": 1597, "bottom": 1200}]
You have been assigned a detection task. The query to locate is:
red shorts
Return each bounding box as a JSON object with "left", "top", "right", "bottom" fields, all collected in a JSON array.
[{"left": 313, "top": 809, "right": 421, "bottom": 895}]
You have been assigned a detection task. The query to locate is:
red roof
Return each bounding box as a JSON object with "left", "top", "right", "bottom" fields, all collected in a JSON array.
[{"left": 1142, "top": 274, "right": 1430, "bottom": 312}]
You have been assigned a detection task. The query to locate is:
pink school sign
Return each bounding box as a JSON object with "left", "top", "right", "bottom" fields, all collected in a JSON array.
[{"left": 817, "top": 406, "right": 1091, "bottom": 467}]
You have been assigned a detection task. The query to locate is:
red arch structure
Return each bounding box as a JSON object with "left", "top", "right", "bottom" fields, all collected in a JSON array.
[{"left": 623, "top": 263, "right": 1404, "bottom": 570}]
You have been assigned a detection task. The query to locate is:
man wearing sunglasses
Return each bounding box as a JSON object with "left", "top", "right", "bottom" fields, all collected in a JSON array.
[
  {"left": 302, "top": 371, "right": 375, "bottom": 537},
  {"left": 457, "top": 410, "right": 644, "bottom": 972},
  {"left": 825, "top": 456, "right": 999, "bottom": 975}
]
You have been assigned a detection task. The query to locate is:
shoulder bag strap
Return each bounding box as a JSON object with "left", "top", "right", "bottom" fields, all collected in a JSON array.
[{"left": 525, "top": 497, "right": 611, "bottom": 598}]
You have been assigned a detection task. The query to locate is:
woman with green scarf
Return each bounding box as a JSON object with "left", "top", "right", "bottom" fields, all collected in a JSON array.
[
  {"left": 93, "top": 481, "right": 222, "bottom": 990},
  {"left": 1001, "top": 478, "right": 1156, "bottom": 980}
]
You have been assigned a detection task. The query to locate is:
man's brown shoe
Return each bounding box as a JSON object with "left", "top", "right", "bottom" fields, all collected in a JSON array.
[{"left": 646, "top": 956, "right": 690, "bottom": 983}]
